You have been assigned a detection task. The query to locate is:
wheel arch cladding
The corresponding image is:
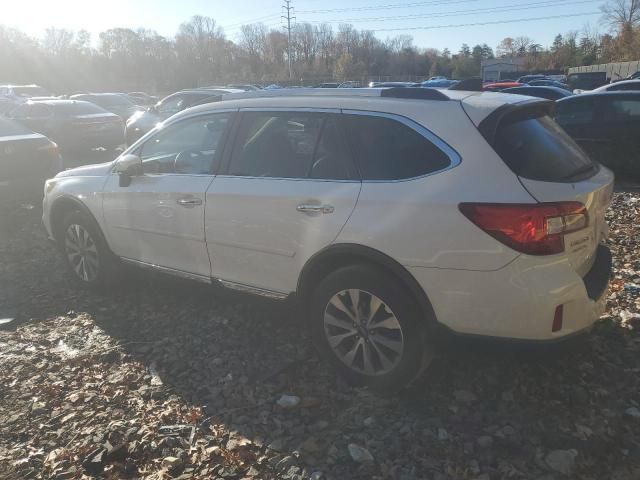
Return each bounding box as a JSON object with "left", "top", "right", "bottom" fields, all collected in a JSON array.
[{"left": 297, "top": 243, "right": 438, "bottom": 326}]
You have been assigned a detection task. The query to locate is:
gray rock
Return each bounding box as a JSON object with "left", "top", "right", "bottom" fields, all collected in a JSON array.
[
  {"left": 502, "top": 425, "right": 516, "bottom": 436},
  {"left": 437, "top": 428, "right": 449, "bottom": 441},
  {"left": 477, "top": 436, "right": 493, "bottom": 448},
  {"left": 625, "top": 407, "right": 640, "bottom": 419},
  {"left": 545, "top": 449, "right": 577, "bottom": 475},
  {"left": 348, "top": 443, "right": 374, "bottom": 464},
  {"left": 363, "top": 416, "right": 376, "bottom": 427},
  {"left": 454, "top": 389, "right": 477, "bottom": 403},
  {"left": 310, "top": 472, "right": 324, "bottom": 480},
  {"left": 276, "top": 455, "right": 296, "bottom": 472}
]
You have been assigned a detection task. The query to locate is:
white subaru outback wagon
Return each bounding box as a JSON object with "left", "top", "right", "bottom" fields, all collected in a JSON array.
[{"left": 43, "top": 88, "right": 614, "bottom": 388}]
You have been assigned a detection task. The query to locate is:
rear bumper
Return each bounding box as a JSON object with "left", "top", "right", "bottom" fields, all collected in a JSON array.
[{"left": 408, "top": 245, "right": 612, "bottom": 341}]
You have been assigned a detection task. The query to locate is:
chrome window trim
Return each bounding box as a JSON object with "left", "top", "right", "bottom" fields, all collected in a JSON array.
[
  {"left": 214, "top": 175, "right": 359, "bottom": 184},
  {"left": 341, "top": 109, "right": 462, "bottom": 183},
  {"left": 238, "top": 107, "right": 341, "bottom": 113}
]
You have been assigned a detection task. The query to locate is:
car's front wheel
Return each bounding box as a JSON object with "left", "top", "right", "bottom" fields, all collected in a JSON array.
[
  {"left": 310, "top": 264, "right": 432, "bottom": 389},
  {"left": 58, "top": 210, "right": 116, "bottom": 288}
]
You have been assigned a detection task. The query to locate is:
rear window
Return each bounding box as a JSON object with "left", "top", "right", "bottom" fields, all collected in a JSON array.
[
  {"left": 0, "top": 117, "right": 32, "bottom": 136},
  {"left": 494, "top": 115, "right": 595, "bottom": 182},
  {"left": 56, "top": 102, "right": 107, "bottom": 115}
]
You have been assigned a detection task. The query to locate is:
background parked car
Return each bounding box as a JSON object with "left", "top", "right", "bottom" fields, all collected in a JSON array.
[
  {"left": 126, "top": 92, "right": 159, "bottom": 107},
  {"left": 0, "top": 84, "right": 56, "bottom": 114},
  {"left": 567, "top": 72, "right": 608, "bottom": 92},
  {"left": 526, "top": 79, "right": 571, "bottom": 90},
  {"left": 592, "top": 79, "right": 640, "bottom": 93},
  {"left": 501, "top": 86, "right": 573, "bottom": 101},
  {"left": 226, "top": 84, "right": 262, "bottom": 91},
  {"left": 70, "top": 93, "right": 142, "bottom": 121},
  {"left": 368, "top": 81, "right": 420, "bottom": 87},
  {"left": 125, "top": 88, "right": 241, "bottom": 145},
  {"left": 555, "top": 91, "right": 640, "bottom": 180},
  {"left": 516, "top": 74, "right": 547, "bottom": 83},
  {"left": 421, "top": 79, "right": 459, "bottom": 89},
  {"left": 0, "top": 116, "right": 62, "bottom": 203},
  {"left": 483, "top": 81, "right": 523, "bottom": 91},
  {"left": 7, "top": 100, "right": 125, "bottom": 163},
  {"left": 318, "top": 82, "right": 339, "bottom": 88}
]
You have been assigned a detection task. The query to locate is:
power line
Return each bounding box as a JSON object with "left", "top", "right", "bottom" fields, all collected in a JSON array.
[
  {"left": 221, "top": 14, "right": 281, "bottom": 30},
  {"left": 298, "top": 0, "right": 480, "bottom": 14},
  {"left": 282, "top": 0, "right": 296, "bottom": 79},
  {"left": 367, "top": 11, "right": 600, "bottom": 32},
  {"left": 304, "top": 0, "right": 602, "bottom": 23}
]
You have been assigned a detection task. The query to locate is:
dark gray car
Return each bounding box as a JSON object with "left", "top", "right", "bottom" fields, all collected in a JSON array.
[
  {"left": 70, "top": 93, "right": 142, "bottom": 121},
  {"left": 125, "top": 88, "right": 240, "bottom": 145},
  {"left": 8, "top": 100, "right": 125, "bottom": 162}
]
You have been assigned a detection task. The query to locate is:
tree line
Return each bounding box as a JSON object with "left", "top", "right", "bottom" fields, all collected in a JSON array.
[{"left": 0, "top": 0, "right": 637, "bottom": 94}]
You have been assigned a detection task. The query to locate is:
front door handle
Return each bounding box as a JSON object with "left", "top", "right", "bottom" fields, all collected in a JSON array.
[
  {"left": 296, "top": 203, "right": 334, "bottom": 214},
  {"left": 177, "top": 198, "right": 203, "bottom": 207}
]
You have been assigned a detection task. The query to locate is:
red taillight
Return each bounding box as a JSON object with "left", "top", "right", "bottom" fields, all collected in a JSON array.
[{"left": 459, "top": 202, "right": 588, "bottom": 255}]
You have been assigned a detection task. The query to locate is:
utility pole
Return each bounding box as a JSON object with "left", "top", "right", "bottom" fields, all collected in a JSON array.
[{"left": 282, "top": 0, "right": 295, "bottom": 79}]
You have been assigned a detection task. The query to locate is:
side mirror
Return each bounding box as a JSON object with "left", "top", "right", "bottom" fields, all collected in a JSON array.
[{"left": 114, "top": 154, "right": 142, "bottom": 187}]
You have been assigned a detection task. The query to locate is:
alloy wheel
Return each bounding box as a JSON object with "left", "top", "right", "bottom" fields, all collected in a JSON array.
[
  {"left": 64, "top": 224, "right": 99, "bottom": 282},
  {"left": 323, "top": 289, "right": 404, "bottom": 376}
]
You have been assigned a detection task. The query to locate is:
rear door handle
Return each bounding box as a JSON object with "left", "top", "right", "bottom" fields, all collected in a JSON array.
[
  {"left": 177, "top": 198, "right": 203, "bottom": 207},
  {"left": 296, "top": 203, "right": 334, "bottom": 214}
]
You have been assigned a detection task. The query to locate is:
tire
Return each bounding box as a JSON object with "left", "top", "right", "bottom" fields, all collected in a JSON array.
[
  {"left": 309, "top": 264, "right": 432, "bottom": 389},
  {"left": 57, "top": 209, "right": 117, "bottom": 288}
]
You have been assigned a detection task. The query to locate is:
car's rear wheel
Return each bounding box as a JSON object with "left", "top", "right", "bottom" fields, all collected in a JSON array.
[
  {"left": 58, "top": 210, "right": 116, "bottom": 288},
  {"left": 310, "top": 264, "right": 432, "bottom": 389}
]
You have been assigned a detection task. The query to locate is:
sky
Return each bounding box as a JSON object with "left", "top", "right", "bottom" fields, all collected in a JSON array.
[{"left": 2, "top": 0, "right": 607, "bottom": 52}]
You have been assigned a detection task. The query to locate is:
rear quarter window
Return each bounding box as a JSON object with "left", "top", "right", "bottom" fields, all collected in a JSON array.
[
  {"left": 343, "top": 113, "right": 452, "bottom": 180},
  {"left": 494, "top": 114, "right": 595, "bottom": 182}
]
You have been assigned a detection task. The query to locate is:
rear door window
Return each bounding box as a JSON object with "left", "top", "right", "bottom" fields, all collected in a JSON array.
[
  {"left": 343, "top": 113, "right": 451, "bottom": 180},
  {"left": 494, "top": 114, "right": 595, "bottom": 182},
  {"left": 228, "top": 112, "right": 324, "bottom": 178}
]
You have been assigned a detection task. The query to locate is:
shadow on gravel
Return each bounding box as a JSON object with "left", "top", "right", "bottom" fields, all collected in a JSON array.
[{"left": 2, "top": 196, "right": 640, "bottom": 479}]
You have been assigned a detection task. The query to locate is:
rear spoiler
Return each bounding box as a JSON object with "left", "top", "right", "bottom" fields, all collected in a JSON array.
[{"left": 476, "top": 99, "right": 554, "bottom": 146}]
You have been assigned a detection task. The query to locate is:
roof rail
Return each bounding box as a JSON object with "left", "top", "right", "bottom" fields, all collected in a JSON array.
[
  {"left": 217, "top": 87, "right": 451, "bottom": 102},
  {"left": 380, "top": 87, "right": 449, "bottom": 101}
]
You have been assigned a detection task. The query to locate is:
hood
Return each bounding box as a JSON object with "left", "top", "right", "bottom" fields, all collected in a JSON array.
[{"left": 56, "top": 161, "right": 114, "bottom": 178}]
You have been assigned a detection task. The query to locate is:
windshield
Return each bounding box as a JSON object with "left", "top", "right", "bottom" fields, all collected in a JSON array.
[{"left": 12, "top": 86, "right": 51, "bottom": 97}]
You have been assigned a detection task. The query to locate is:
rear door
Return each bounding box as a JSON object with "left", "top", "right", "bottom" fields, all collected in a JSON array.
[
  {"left": 493, "top": 111, "right": 614, "bottom": 276},
  {"left": 205, "top": 109, "right": 361, "bottom": 295}
]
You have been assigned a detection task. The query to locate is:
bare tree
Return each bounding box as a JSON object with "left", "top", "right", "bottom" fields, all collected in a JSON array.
[{"left": 601, "top": 0, "right": 640, "bottom": 30}]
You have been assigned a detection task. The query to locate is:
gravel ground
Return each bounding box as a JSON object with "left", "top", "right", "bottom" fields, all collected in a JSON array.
[{"left": 0, "top": 192, "right": 639, "bottom": 480}]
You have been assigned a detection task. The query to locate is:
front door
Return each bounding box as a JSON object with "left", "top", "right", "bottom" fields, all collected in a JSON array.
[
  {"left": 205, "top": 110, "right": 361, "bottom": 294},
  {"left": 102, "top": 112, "right": 233, "bottom": 278}
]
